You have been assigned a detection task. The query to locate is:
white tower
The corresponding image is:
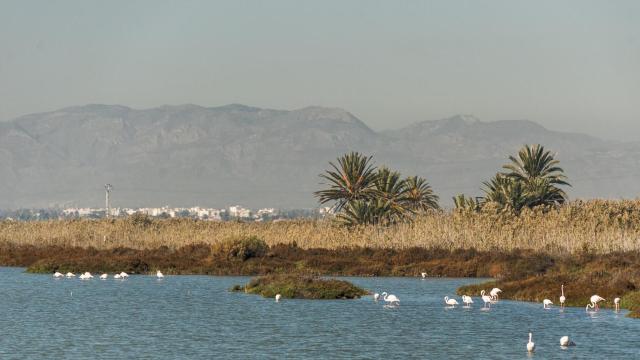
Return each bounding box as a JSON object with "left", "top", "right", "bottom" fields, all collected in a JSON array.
[{"left": 105, "top": 184, "right": 113, "bottom": 218}]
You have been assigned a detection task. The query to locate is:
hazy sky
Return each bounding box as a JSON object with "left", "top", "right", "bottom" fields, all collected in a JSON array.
[{"left": 1, "top": 1, "right": 639, "bottom": 140}]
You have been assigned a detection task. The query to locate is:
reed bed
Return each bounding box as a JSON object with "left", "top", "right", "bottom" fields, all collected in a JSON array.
[{"left": 1, "top": 199, "right": 640, "bottom": 254}]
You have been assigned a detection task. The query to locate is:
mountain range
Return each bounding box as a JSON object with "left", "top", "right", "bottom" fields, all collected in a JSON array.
[{"left": 1, "top": 104, "right": 639, "bottom": 209}]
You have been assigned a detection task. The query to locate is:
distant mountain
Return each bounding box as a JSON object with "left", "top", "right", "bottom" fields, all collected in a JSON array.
[{"left": 1, "top": 105, "right": 639, "bottom": 209}]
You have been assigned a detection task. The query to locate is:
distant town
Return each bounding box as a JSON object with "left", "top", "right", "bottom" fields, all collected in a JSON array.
[{"left": 0, "top": 205, "right": 334, "bottom": 222}]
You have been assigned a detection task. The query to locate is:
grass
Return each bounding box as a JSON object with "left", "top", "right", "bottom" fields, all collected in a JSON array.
[
  {"left": 231, "top": 274, "right": 369, "bottom": 299},
  {"left": 2, "top": 199, "right": 640, "bottom": 254}
]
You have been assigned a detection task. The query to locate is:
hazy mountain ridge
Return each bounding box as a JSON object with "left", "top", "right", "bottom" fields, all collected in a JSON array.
[{"left": 1, "top": 105, "right": 639, "bottom": 209}]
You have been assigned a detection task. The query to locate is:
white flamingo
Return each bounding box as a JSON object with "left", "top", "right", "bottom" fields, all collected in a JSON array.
[
  {"left": 614, "top": 297, "right": 621, "bottom": 312},
  {"left": 560, "top": 336, "right": 575, "bottom": 347},
  {"left": 373, "top": 293, "right": 380, "bottom": 302},
  {"left": 79, "top": 272, "right": 93, "bottom": 280},
  {"left": 156, "top": 270, "right": 164, "bottom": 278},
  {"left": 53, "top": 272, "right": 64, "bottom": 278},
  {"left": 444, "top": 296, "right": 459, "bottom": 307},
  {"left": 527, "top": 332, "right": 535, "bottom": 353},
  {"left": 481, "top": 290, "right": 493, "bottom": 308},
  {"left": 381, "top": 292, "right": 400, "bottom": 306},
  {"left": 586, "top": 295, "right": 605, "bottom": 311},
  {"left": 65, "top": 272, "right": 75, "bottom": 278},
  {"left": 543, "top": 299, "right": 553, "bottom": 309},
  {"left": 275, "top": 294, "right": 282, "bottom": 302},
  {"left": 100, "top": 273, "right": 108, "bottom": 279},
  {"left": 462, "top": 295, "right": 474, "bottom": 307},
  {"left": 490, "top": 287, "right": 502, "bottom": 300},
  {"left": 560, "top": 284, "right": 566, "bottom": 308}
]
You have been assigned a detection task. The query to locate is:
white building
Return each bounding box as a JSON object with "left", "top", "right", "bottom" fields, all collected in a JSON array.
[{"left": 229, "top": 205, "right": 251, "bottom": 218}]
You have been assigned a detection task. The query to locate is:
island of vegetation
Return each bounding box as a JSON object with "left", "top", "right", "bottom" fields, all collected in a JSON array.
[
  {"left": 2, "top": 145, "right": 640, "bottom": 317},
  {"left": 230, "top": 274, "right": 369, "bottom": 300}
]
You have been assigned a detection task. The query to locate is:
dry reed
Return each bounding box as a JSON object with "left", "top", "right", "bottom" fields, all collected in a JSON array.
[{"left": 1, "top": 199, "right": 639, "bottom": 254}]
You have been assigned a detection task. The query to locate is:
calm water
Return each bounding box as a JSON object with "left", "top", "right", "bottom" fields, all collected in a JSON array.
[{"left": 1, "top": 268, "right": 639, "bottom": 359}]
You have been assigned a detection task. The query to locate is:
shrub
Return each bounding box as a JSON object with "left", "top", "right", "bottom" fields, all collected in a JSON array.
[{"left": 212, "top": 236, "right": 268, "bottom": 261}]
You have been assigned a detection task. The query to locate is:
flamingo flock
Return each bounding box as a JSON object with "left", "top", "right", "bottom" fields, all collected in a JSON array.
[{"left": 53, "top": 270, "right": 165, "bottom": 280}]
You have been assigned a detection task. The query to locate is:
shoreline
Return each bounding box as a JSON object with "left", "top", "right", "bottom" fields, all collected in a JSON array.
[{"left": 3, "top": 242, "right": 640, "bottom": 317}]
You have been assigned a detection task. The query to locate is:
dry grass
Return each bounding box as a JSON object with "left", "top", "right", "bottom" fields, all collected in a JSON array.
[{"left": 1, "top": 199, "right": 640, "bottom": 254}]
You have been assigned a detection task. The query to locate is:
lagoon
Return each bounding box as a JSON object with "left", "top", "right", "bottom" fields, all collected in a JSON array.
[{"left": 0, "top": 267, "right": 638, "bottom": 359}]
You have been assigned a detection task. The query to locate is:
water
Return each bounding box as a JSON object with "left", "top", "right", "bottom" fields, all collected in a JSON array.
[{"left": 1, "top": 268, "right": 638, "bottom": 359}]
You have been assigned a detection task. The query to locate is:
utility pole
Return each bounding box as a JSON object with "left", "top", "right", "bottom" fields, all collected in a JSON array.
[{"left": 105, "top": 184, "right": 113, "bottom": 218}]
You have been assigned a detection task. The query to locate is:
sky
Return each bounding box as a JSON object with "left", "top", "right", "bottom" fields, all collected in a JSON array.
[{"left": 1, "top": 0, "right": 639, "bottom": 140}]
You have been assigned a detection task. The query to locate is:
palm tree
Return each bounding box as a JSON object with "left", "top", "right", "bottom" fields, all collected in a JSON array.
[
  {"left": 482, "top": 174, "right": 530, "bottom": 213},
  {"left": 374, "top": 167, "right": 409, "bottom": 222},
  {"left": 453, "top": 194, "right": 479, "bottom": 212},
  {"left": 314, "top": 152, "right": 378, "bottom": 211},
  {"left": 403, "top": 176, "right": 440, "bottom": 213},
  {"left": 335, "top": 199, "right": 390, "bottom": 227},
  {"left": 524, "top": 177, "right": 567, "bottom": 207},
  {"left": 503, "top": 144, "right": 570, "bottom": 187}
]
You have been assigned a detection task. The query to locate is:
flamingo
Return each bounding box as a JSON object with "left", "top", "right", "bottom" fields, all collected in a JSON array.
[
  {"left": 560, "top": 336, "right": 575, "bottom": 347},
  {"left": 586, "top": 295, "right": 605, "bottom": 311},
  {"left": 490, "top": 287, "right": 502, "bottom": 300},
  {"left": 156, "top": 270, "right": 164, "bottom": 278},
  {"left": 373, "top": 293, "right": 380, "bottom": 302},
  {"left": 80, "top": 272, "right": 93, "bottom": 280},
  {"left": 614, "top": 297, "right": 621, "bottom": 312},
  {"left": 481, "top": 290, "right": 493, "bottom": 308},
  {"left": 100, "top": 274, "right": 108, "bottom": 279},
  {"left": 462, "top": 295, "right": 474, "bottom": 307},
  {"left": 53, "top": 272, "right": 64, "bottom": 278},
  {"left": 543, "top": 299, "right": 553, "bottom": 309},
  {"left": 275, "top": 294, "right": 282, "bottom": 302},
  {"left": 381, "top": 292, "right": 400, "bottom": 306},
  {"left": 421, "top": 272, "right": 427, "bottom": 279},
  {"left": 560, "top": 284, "right": 566, "bottom": 308},
  {"left": 444, "top": 296, "right": 459, "bottom": 307},
  {"left": 527, "top": 332, "right": 535, "bottom": 353},
  {"left": 65, "top": 272, "right": 75, "bottom": 278}
]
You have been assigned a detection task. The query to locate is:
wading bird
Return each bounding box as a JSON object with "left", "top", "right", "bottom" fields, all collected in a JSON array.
[
  {"left": 100, "top": 274, "right": 108, "bottom": 279},
  {"left": 543, "top": 299, "right": 553, "bottom": 309},
  {"left": 444, "top": 296, "right": 459, "bottom": 307},
  {"left": 614, "top": 297, "right": 621, "bottom": 312},
  {"left": 156, "top": 270, "right": 164, "bottom": 278},
  {"left": 79, "top": 272, "right": 93, "bottom": 280},
  {"left": 560, "top": 284, "right": 566, "bottom": 308},
  {"left": 462, "top": 295, "right": 473, "bottom": 307},
  {"left": 381, "top": 292, "right": 400, "bottom": 306},
  {"left": 586, "top": 295, "right": 605, "bottom": 311},
  {"left": 275, "top": 294, "right": 282, "bottom": 302},
  {"left": 490, "top": 288, "right": 502, "bottom": 300},
  {"left": 53, "top": 272, "right": 64, "bottom": 278},
  {"left": 560, "top": 336, "right": 575, "bottom": 347},
  {"left": 481, "top": 290, "right": 493, "bottom": 308},
  {"left": 527, "top": 333, "right": 535, "bottom": 353}
]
